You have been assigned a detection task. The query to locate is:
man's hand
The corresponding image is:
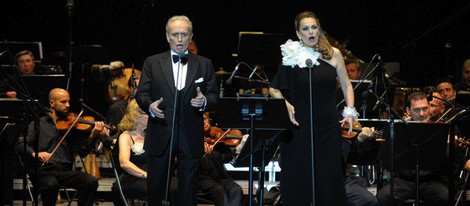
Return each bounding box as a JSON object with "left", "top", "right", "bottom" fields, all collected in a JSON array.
[
  {"left": 204, "top": 142, "right": 214, "bottom": 155},
  {"left": 357, "top": 127, "right": 375, "bottom": 142},
  {"left": 191, "top": 87, "right": 206, "bottom": 108},
  {"left": 150, "top": 97, "right": 165, "bottom": 118},
  {"left": 91, "top": 121, "right": 107, "bottom": 138},
  {"left": 33, "top": 151, "right": 51, "bottom": 163},
  {"left": 6, "top": 91, "right": 17, "bottom": 98}
]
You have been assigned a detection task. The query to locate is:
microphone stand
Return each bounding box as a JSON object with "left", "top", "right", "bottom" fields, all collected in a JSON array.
[
  {"left": 305, "top": 60, "right": 316, "bottom": 206},
  {"left": 1, "top": 51, "right": 49, "bottom": 206},
  {"left": 65, "top": 0, "right": 74, "bottom": 91},
  {"left": 232, "top": 76, "right": 271, "bottom": 85},
  {"left": 367, "top": 89, "right": 407, "bottom": 206},
  {"left": 162, "top": 56, "right": 186, "bottom": 206}
]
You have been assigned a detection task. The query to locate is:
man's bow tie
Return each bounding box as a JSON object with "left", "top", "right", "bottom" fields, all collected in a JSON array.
[{"left": 172, "top": 54, "right": 189, "bottom": 64}]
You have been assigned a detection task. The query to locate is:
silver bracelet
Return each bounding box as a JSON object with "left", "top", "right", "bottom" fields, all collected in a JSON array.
[{"left": 342, "top": 106, "right": 359, "bottom": 121}]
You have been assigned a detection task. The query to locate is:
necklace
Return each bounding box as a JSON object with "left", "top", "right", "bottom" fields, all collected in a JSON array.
[{"left": 129, "top": 130, "right": 145, "bottom": 140}]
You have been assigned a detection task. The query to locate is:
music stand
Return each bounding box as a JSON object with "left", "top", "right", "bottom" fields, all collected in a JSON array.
[
  {"left": 0, "top": 99, "right": 25, "bottom": 205},
  {"left": 237, "top": 32, "right": 284, "bottom": 69},
  {"left": 215, "top": 97, "right": 289, "bottom": 206},
  {"left": 456, "top": 91, "right": 470, "bottom": 107},
  {"left": 379, "top": 122, "right": 449, "bottom": 205},
  {"left": 0, "top": 41, "right": 43, "bottom": 64},
  {"left": 21, "top": 74, "right": 67, "bottom": 105}
]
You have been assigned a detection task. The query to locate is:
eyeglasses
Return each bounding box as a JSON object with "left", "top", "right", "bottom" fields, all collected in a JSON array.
[{"left": 18, "top": 59, "right": 33, "bottom": 64}]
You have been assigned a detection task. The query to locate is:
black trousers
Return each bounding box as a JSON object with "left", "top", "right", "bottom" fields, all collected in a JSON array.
[{"left": 31, "top": 164, "right": 98, "bottom": 206}]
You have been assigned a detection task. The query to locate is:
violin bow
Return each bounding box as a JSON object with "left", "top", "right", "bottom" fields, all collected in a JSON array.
[
  {"left": 212, "top": 129, "right": 232, "bottom": 146},
  {"left": 44, "top": 109, "right": 85, "bottom": 165}
]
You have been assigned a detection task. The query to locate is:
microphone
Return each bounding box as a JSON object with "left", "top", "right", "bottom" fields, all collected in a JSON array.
[
  {"left": 66, "top": 0, "right": 74, "bottom": 11},
  {"left": 225, "top": 64, "right": 240, "bottom": 85},
  {"left": 427, "top": 91, "right": 434, "bottom": 102},
  {"left": 248, "top": 66, "right": 257, "bottom": 79},
  {"left": 362, "top": 83, "right": 373, "bottom": 99},
  {"left": 305, "top": 59, "right": 313, "bottom": 69},
  {"left": 0, "top": 50, "right": 7, "bottom": 58},
  {"left": 384, "top": 73, "right": 399, "bottom": 85},
  {"left": 372, "top": 99, "right": 380, "bottom": 111}
]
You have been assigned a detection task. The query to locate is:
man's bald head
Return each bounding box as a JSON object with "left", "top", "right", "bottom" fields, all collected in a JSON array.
[
  {"left": 48, "top": 88, "right": 70, "bottom": 118},
  {"left": 49, "top": 88, "right": 68, "bottom": 101}
]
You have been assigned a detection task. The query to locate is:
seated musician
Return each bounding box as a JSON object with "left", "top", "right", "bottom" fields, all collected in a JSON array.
[
  {"left": 111, "top": 99, "right": 178, "bottom": 205},
  {"left": 15, "top": 88, "right": 110, "bottom": 206},
  {"left": 198, "top": 112, "right": 243, "bottom": 206},
  {"left": 16, "top": 50, "right": 36, "bottom": 75},
  {"left": 110, "top": 99, "right": 148, "bottom": 205},
  {"left": 342, "top": 125, "right": 379, "bottom": 206},
  {"left": 345, "top": 58, "right": 362, "bottom": 81},
  {"left": 104, "top": 74, "right": 140, "bottom": 148},
  {"left": 429, "top": 91, "right": 446, "bottom": 123},
  {"left": 374, "top": 92, "right": 448, "bottom": 206},
  {"left": 456, "top": 58, "right": 470, "bottom": 92},
  {"left": 435, "top": 79, "right": 467, "bottom": 123}
]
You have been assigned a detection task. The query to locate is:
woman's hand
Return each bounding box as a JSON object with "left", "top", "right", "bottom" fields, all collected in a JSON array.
[
  {"left": 285, "top": 101, "right": 299, "bottom": 126},
  {"left": 339, "top": 116, "right": 354, "bottom": 134}
]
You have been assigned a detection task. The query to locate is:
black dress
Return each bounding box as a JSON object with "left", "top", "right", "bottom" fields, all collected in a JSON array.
[
  {"left": 111, "top": 136, "right": 148, "bottom": 205},
  {"left": 271, "top": 59, "right": 347, "bottom": 205}
]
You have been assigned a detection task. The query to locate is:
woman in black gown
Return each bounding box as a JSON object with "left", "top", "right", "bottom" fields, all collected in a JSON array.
[{"left": 269, "top": 11, "right": 357, "bottom": 205}]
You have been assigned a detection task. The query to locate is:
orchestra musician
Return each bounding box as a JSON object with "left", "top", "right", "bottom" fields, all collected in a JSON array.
[
  {"left": 198, "top": 112, "right": 243, "bottom": 206},
  {"left": 345, "top": 58, "right": 362, "bottom": 81},
  {"left": 15, "top": 50, "right": 36, "bottom": 75},
  {"left": 456, "top": 58, "right": 470, "bottom": 92},
  {"left": 436, "top": 78, "right": 457, "bottom": 105},
  {"left": 375, "top": 92, "right": 449, "bottom": 206},
  {"left": 429, "top": 92, "right": 446, "bottom": 123},
  {"left": 435, "top": 79, "right": 468, "bottom": 123},
  {"left": 111, "top": 99, "right": 149, "bottom": 205},
  {"left": 15, "top": 88, "right": 110, "bottom": 206}
]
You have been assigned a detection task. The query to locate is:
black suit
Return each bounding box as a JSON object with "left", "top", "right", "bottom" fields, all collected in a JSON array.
[{"left": 136, "top": 50, "right": 218, "bottom": 205}]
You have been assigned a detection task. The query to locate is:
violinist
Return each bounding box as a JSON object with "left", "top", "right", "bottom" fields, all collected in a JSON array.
[
  {"left": 15, "top": 88, "right": 110, "bottom": 206},
  {"left": 429, "top": 91, "right": 446, "bottom": 123},
  {"left": 376, "top": 92, "right": 449, "bottom": 206},
  {"left": 435, "top": 79, "right": 468, "bottom": 123},
  {"left": 198, "top": 112, "right": 243, "bottom": 206}
]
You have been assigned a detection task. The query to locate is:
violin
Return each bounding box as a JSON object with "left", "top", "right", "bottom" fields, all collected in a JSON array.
[
  {"left": 341, "top": 121, "right": 384, "bottom": 141},
  {"left": 56, "top": 112, "right": 116, "bottom": 132},
  {"left": 205, "top": 127, "right": 243, "bottom": 147},
  {"left": 45, "top": 109, "right": 114, "bottom": 166}
]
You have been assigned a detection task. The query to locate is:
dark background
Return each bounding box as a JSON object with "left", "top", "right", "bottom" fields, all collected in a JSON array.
[{"left": 1, "top": 0, "right": 470, "bottom": 113}]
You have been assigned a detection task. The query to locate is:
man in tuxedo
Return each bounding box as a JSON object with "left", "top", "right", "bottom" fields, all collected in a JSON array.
[{"left": 135, "top": 15, "right": 219, "bottom": 206}]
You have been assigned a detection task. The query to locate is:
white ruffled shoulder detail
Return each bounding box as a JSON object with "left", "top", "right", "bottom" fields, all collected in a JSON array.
[{"left": 280, "top": 39, "right": 321, "bottom": 68}]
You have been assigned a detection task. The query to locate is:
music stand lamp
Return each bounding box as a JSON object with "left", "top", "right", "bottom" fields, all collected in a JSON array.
[{"left": 215, "top": 97, "right": 289, "bottom": 206}]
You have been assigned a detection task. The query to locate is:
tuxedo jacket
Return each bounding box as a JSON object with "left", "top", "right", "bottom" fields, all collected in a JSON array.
[{"left": 136, "top": 51, "right": 219, "bottom": 157}]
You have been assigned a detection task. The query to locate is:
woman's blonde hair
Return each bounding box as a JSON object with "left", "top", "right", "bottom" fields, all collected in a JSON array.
[
  {"left": 295, "top": 11, "right": 333, "bottom": 60},
  {"left": 118, "top": 99, "right": 144, "bottom": 131}
]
